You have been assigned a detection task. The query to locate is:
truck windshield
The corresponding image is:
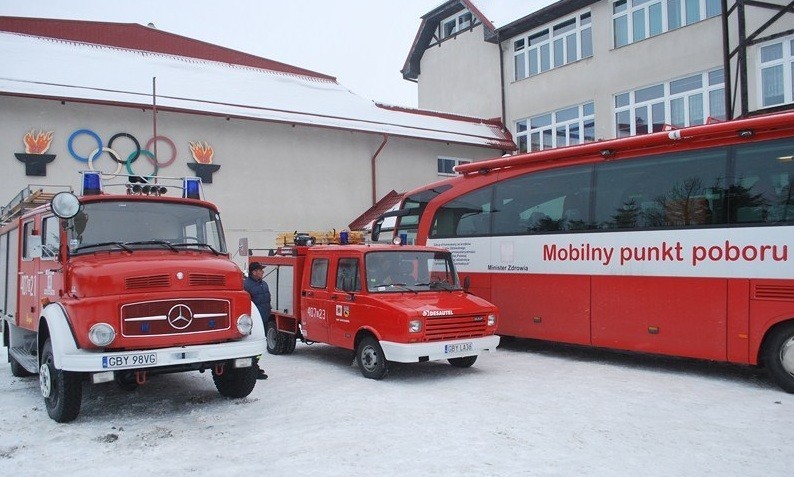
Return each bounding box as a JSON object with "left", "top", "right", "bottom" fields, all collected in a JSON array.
[
  {"left": 67, "top": 200, "right": 227, "bottom": 255},
  {"left": 365, "top": 250, "right": 459, "bottom": 292}
]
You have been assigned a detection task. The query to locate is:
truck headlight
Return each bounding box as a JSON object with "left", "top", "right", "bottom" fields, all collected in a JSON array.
[
  {"left": 88, "top": 323, "right": 116, "bottom": 347},
  {"left": 487, "top": 314, "right": 497, "bottom": 326},
  {"left": 409, "top": 320, "right": 422, "bottom": 333},
  {"left": 237, "top": 314, "right": 253, "bottom": 335}
]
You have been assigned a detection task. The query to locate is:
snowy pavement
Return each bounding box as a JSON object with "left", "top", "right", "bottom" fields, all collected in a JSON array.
[{"left": 0, "top": 338, "right": 791, "bottom": 476}]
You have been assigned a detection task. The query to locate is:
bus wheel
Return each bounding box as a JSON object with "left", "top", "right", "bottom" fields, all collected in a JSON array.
[
  {"left": 764, "top": 323, "right": 794, "bottom": 393},
  {"left": 356, "top": 336, "right": 388, "bottom": 380},
  {"left": 448, "top": 356, "right": 478, "bottom": 368},
  {"left": 40, "top": 339, "right": 83, "bottom": 423},
  {"left": 266, "top": 320, "right": 288, "bottom": 355},
  {"left": 213, "top": 361, "right": 257, "bottom": 398}
]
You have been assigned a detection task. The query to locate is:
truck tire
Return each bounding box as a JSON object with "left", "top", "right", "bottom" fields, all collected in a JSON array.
[
  {"left": 356, "top": 336, "right": 388, "bottom": 380},
  {"left": 284, "top": 335, "right": 296, "bottom": 354},
  {"left": 448, "top": 356, "right": 478, "bottom": 368},
  {"left": 40, "top": 339, "right": 83, "bottom": 423},
  {"left": 266, "top": 320, "right": 288, "bottom": 355},
  {"left": 212, "top": 361, "right": 258, "bottom": 398},
  {"left": 763, "top": 322, "right": 794, "bottom": 393}
]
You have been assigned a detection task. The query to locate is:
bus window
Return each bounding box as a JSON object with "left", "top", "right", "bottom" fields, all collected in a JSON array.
[
  {"left": 430, "top": 186, "right": 493, "bottom": 238},
  {"left": 398, "top": 185, "right": 451, "bottom": 243},
  {"left": 492, "top": 165, "right": 592, "bottom": 234},
  {"left": 594, "top": 149, "right": 726, "bottom": 229},
  {"left": 732, "top": 137, "right": 794, "bottom": 224}
]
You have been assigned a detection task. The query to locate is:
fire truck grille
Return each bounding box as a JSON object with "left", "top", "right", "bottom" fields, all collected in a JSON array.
[
  {"left": 189, "top": 273, "right": 226, "bottom": 287},
  {"left": 120, "top": 299, "right": 231, "bottom": 337},
  {"left": 424, "top": 315, "right": 487, "bottom": 341},
  {"left": 126, "top": 274, "right": 171, "bottom": 289},
  {"left": 754, "top": 284, "right": 794, "bottom": 301}
]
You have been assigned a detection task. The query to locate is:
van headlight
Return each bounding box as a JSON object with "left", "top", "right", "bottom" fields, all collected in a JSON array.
[
  {"left": 409, "top": 320, "right": 422, "bottom": 333},
  {"left": 487, "top": 314, "right": 497, "bottom": 326},
  {"left": 88, "top": 323, "right": 116, "bottom": 347},
  {"left": 237, "top": 314, "right": 253, "bottom": 335}
]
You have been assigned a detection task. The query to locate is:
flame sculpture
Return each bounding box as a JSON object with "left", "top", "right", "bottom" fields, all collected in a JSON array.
[
  {"left": 189, "top": 141, "right": 214, "bottom": 164},
  {"left": 24, "top": 130, "right": 54, "bottom": 154}
]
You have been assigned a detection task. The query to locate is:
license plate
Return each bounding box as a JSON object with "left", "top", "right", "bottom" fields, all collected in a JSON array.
[
  {"left": 102, "top": 352, "right": 157, "bottom": 369},
  {"left": 445, "top": 342, "right": 472, "bottom": 354}
]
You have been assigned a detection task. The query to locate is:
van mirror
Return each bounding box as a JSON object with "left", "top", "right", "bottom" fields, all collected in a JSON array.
[
  {"left": 463, "top": 275, "right": 470, "bottom": 291},
  {"left": 371, "top": 219, "right": 383, "bottom": 242}
]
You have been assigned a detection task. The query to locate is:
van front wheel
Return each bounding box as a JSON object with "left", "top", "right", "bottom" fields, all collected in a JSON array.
[
  {"left": 448, "top": 356, "right": 478, "bottom": 368},
  {"left": 356, "top": 336, "right": 388, "bottom": 380},
  {"left": 40, "top": 339, "right": 83, "bottom": 423}
]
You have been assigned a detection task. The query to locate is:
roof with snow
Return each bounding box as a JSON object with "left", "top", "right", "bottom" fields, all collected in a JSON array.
[
  {"left": 0, "top": 17, "right": 514, "bottom": 151},
  {"left": 402, "top": 0, "right": 598, "bottom": 80}
]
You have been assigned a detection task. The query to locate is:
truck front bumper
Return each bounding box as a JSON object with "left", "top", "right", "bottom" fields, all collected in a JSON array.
[
  {"left": 379, "top": 335, "right": 500, "bottom": 363},
  {"left": 59, "top": 337, "right": 266, "bottom": 373}
]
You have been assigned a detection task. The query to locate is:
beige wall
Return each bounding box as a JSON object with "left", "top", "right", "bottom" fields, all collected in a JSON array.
[
  {"left": 417, "top": 24, "right": 503, "bottom": 118},
  {"left": 0, "top": 96, "right": 499, "bottom": 270},
  {"left": 503, "top": 2, "right": 724, "bottom": 140}
]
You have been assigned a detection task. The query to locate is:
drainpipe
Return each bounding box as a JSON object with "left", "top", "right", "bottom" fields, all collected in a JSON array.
[{"left": 371, "top": 134, "right": 389, "bottom": 205}]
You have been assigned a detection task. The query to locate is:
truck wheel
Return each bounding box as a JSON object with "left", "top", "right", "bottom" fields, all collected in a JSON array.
[
  {"left": 213, "top": 361, "right": 258, "bottom": 398},
  {"left": 356, "top": 336, "right": 388, "bottom": 380},
  {"left": 763, "top": 322, "right": 794, "bottom": 393},
  {"left": 10, "top": 354, "right": 33, "bottom": 377},
  {"left": 40, "top": 339, "right": 83, "bottom": 423},
  {"left": 284, "top": 335, "right": 296, "bottom": 354},
  {"left": 448, "top": 356, "right": 478, "bottom": 368},
  {"left": 266, "top": 320, "right": 288, "bottom": 355}
]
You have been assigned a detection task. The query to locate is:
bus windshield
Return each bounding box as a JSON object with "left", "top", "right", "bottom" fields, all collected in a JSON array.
[
  {"left": 67, "top": 200, "right": 227, "bottom": 255},
  {"left": 365, "top": 250, "right": 459, "bottom": 292}
]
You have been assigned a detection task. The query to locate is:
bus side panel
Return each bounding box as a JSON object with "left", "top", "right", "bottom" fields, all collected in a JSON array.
[
  {"left": 748, "top": 279, "right": 794, "bottom": 366},
  {"left": 460, "top": 271, "right": 492, "bottom": 303},
  {"left": 493, "top": 273, "right": 590, "bottom": 345},
  {"left": 726, "top": 279, "right": 750, "bottom": 364},
  {"left": 591, "top": 276, "right": 727, "bottom": 360}
]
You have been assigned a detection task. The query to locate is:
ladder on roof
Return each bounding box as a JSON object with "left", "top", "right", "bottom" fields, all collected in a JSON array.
[{"left": 0, "top": 185, "right": 72, "bottom": 225}]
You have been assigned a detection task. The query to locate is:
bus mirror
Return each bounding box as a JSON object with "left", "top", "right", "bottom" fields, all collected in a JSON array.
[{"left": 371, "top": 220, "right": 383, "bottom": 242}]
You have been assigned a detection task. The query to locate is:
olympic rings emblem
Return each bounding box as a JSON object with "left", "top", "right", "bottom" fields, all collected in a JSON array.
[{"left": 67, "top": 129, "right": 175, "bottom": 180}]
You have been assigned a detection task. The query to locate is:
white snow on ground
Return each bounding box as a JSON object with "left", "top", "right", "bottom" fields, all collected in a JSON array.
[{"left": 1, "top": 337, "right": 792, "bottom": 476}]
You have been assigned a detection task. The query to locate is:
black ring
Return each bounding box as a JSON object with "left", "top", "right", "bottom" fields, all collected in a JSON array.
[{"left": 108, "top": 133, "right": 141, "bottom": 165}]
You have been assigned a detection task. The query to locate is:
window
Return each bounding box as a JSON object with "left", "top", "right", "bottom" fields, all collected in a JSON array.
[
  {"left": 613, "top": 0, "right": 722, "bottom": 48},
  {"left": 438, "top": 157, "right": 470, "bottom": 176},
  {"left": 614, "top": 68, "right": 725, "bottom": 137},
  {"left": 759, "top": 36, "right": 794, "bottom": 108},
  {"left": 514, "top": 11, "right": 592, "bottom": 80},
  {"left": 732, "top": 138, "right": 794, "bottom": 224},
  {"left": 309, "top": 259, "right": 328, "bottom": 288},
  {"left": 516, "top": 102, "right": 595, "bottom": 152},
  {"left": 41, "top": 216, "right": 59, "bottom": 259},
  {"left": 438, "top": 9, "right": 474, "bottom": 41},
  {"left": 335, "top": 258, "right": 360, "bottom": 292},
  {"left": 22, "top": 221, "right": 34, "bottom": 259},
  {"left": 431, "top": 186, "right": 494, "bottom": 238}
]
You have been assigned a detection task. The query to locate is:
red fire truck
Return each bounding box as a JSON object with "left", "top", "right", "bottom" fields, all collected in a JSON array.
[
  {"left": 249, "top": 236, "right": 499, "bottom": 379},
  {"left": 1, "top": 172, "right": 266, "bottom": 422}
]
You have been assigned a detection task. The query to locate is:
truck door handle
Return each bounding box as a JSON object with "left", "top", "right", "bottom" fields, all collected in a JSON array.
[{"left": 303, "top": 291, "right": 313, "bottom": 297}]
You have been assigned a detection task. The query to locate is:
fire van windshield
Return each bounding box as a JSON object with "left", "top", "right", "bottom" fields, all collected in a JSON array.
[
  {"left": 365, "top": 250, "right": 460, "bottom": 293},
  {"left": 67, "top": 200, "right": 227, "bottom": 255}
]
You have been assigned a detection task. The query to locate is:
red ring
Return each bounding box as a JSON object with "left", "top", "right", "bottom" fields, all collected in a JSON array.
[{"left": 145, "top": 136, "right": 177, "bottom": 167}]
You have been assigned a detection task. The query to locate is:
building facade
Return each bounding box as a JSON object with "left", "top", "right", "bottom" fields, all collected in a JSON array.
[
  {"left": 0, "top": 17, "right": 515, "bottom": 270},
  {"left": 404, "top": 0, "right": 794, "bottom": 153}
]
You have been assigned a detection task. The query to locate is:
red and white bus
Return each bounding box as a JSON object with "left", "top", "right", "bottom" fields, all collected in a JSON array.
[{"left": 374, "top": 111, "right": 794, "bottom": 392}]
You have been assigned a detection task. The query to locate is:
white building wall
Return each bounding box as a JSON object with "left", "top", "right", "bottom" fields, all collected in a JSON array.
[
  {"left": 503, "top": 2, "right": 724, "bottom": 140},
  {"left": 418, "top": 24, "right": 503, "bottom": 118},
  {"left": 0, "top": 96, "right": 500, "bottom": 270}
]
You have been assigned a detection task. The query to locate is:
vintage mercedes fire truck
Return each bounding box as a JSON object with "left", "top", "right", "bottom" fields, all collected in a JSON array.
[
  {"left": 250, "top": 234, "right": 500, "bottom": 379},
  {"left": 1, "top": 172, "right": 265, "bottom": 422}
]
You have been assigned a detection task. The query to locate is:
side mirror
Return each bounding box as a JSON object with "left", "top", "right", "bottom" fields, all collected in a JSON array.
[
  {"left": 463, "top": 275, "right": 470, "bottom": 291},
  {"left": 371, "top": 219, "right": 382, "bottom": 242}
]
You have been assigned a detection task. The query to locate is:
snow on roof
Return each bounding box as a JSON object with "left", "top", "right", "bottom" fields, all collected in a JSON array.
[{"left": 0, "top": 32, "right": 513, "bottom": 150}]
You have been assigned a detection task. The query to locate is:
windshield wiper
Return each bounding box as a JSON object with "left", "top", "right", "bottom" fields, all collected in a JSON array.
[
  {"left": 124, "top": 240, "right": 178, "bottom": 252},
  {"left": 372, "top": 283, "right": 417, "bottom": 294},
  {"left": 415, "top": 280, "right": 456, "bottom": 291},
  {"left": 171, "top": 243, "right": 221, "bottom": 255},
  {"left": 73, "top": 241, "right": 133, "bottom": 253}
]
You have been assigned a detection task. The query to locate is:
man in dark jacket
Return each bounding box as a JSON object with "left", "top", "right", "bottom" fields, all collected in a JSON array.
[{"left": 245, "top": 261, "right": 271, "bottom": 380}]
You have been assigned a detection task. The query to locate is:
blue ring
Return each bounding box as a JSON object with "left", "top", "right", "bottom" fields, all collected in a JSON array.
[{"left": 68, "top": 129, "right": 103, "bottom": 163}]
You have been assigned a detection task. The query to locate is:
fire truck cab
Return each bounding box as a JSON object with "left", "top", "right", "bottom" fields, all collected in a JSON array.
[
  {"left": 250, "top": 238, "right": 499, "bottom": 379},
  {"left": 1, "top": 172, "right": 265, "bottom": 422}
]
